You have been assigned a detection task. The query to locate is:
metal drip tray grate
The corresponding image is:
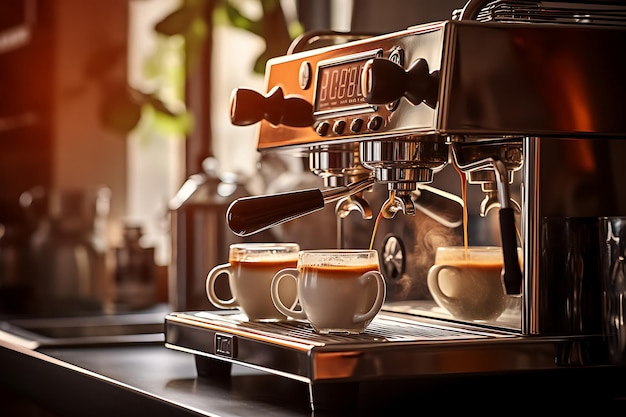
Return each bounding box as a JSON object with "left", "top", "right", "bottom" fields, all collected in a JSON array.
[{"left": 176, "top": 310, "right": 503, "bottom": 347}]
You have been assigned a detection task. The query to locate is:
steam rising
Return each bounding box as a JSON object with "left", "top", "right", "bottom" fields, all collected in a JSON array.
[{"left": 389, "top": 211, "right": 462, "bottom": 301}]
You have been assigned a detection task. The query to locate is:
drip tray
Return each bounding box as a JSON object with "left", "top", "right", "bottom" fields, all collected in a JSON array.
[{"left": 164, "top": 310, "right": 571, "bottom": 385}]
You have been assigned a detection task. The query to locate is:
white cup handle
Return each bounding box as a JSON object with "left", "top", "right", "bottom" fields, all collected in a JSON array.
[
  {"left": 353, "top": 271, "right": 386, "bottom": 324},
  {"left": 271, "top": 268, "right": 306, "bottom": 320},
  {"left": 427, "top": 264, "right": 460, "bottom": 306},
  {"left": 206, "top": 263, "right": 238, "bottom": 309}
]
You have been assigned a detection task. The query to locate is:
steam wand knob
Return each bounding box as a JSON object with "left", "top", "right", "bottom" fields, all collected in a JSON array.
[
  {"left": 229, "top": 86, "right": 313, "bottom": 127},
  {"left": 362, "top": 58, "right": 439, "bottom": 108}
]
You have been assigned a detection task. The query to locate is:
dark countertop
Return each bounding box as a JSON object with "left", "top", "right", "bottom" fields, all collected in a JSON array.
[
  {"left": 0, "top": 340, "right": 316, "bottom": 417},
  {"left": 2, "top": 327, "right": 626, "bottom": 416}
]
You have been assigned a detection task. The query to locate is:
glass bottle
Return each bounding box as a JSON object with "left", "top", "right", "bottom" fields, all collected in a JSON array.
[{"left": 114, "top": 224, "right": 157, "bottom": 311}]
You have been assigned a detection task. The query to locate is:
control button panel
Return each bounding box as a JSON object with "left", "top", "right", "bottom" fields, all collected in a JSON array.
[
  {"left": 256, "top": 22, "right": 445, "bottom": 149},
  {"left": 310, "top": 46, "right": 409, "bottom": 138},
  {"left": 315, "top": 116, "right": 385, "bottom": 137}
]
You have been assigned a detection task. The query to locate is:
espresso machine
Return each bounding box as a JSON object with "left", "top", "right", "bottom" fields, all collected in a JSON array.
[{"left": 165, "top": 0, "right": 626, "bottom": 409}]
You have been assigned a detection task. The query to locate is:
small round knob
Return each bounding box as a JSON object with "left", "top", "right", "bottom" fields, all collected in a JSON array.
[
  {"left": 361, "top": 58, "right": 439, "bottom": 109},
  {"left": 229, "top": 86, "right": 313, "bottom": 127}
]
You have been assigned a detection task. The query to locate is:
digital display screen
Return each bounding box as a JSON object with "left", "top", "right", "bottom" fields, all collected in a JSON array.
[{"left": 315, "top": 59, "right": 370, "bottom": 114}]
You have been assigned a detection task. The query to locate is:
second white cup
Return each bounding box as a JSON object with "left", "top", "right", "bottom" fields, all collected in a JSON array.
[{"left": 271, "top": 249, "right": 386, "bottom": 334}]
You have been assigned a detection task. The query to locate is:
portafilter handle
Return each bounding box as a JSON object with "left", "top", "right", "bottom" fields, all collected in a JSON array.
[{"left": 227, "top": 177, "right": 376, "bottom": 237}]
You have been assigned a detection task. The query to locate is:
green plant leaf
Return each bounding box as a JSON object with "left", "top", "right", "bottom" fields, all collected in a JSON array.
[{"left": 154, "top": 6, "right": 195, "bottom": 36}]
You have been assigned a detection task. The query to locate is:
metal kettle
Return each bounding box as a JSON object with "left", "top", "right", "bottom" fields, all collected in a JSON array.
[{"left": 20, "top": 186, "right": 111, "bottom": 316}]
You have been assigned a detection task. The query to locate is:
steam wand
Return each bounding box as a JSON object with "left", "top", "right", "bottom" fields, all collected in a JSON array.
[{"left": 450, "top": 143, "right": 523, "bottom": 296}]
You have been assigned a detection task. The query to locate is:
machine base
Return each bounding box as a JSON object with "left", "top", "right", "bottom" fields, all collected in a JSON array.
[{"left": 164, "top": 310, "right": 614, "bottom": 410}]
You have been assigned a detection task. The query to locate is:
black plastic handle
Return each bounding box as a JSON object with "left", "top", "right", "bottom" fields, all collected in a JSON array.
[
  {"left": 499, "top": 207, "right": 523, "bottom": 295},
  {"left": 226, "top": 189, "right": 325, "bottom": 237},
  {"left": 362, "top": 58, "right": 439, "bottom": 108},
  {"left": 229, "top": 86, "right": 313, "bottom": 127}
]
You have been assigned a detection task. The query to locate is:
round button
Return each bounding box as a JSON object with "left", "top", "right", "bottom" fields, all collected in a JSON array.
[
  {"left": 333, "top": 120, "right": 346, "bottom": 135},
  {"left": 388, "top": 47, "right": 404, "bottom": 66},
  {"left": 299, "top": 62, "right": 312, "bottom": 90},
  {"left": 367, "top": 116, "right": 383, "bottom": 131},
  {"left": 315, "top": 121, "right": 330, "bottom": 136},
  {"left": 350, "top": 118, "right": 364, "bottom": 133}
]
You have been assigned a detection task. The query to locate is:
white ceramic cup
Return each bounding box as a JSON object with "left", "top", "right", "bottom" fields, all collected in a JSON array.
[
  {"left": 427, "top": 246, "right": 510, "bottom": 321},
  {"left": 206, "top": 243, "right": 299, "bottom": 321},
  {"left": 271, "top": 249, "right": 386, "bottom": 334}
]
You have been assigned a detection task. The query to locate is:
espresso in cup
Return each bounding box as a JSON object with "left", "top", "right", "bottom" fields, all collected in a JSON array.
[
  {"left": 206, "top": 243, "right": 299, "bottom": 321},
  {"left": 427, "top": 246, "right": 511, "bottom": 321},
  {"left": 271, "top": 249, "right": 386, "bottom": 334}
]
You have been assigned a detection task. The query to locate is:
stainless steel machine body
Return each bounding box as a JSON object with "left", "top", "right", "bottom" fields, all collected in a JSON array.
[{"left": 165, "top": 1, "right": 626, "bottom": 409}]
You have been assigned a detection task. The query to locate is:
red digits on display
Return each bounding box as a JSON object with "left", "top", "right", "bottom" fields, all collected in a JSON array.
[
  {"left": 317, "top": 60, "right": 367, "bottom": 112},
  {"left": 318, "top": 71, "right": 329, "bottom": 104},
  {"left": 337, "top": 68, "right": 348, "bottom": 100},
  {"left": 347, "top": 65, "right": 360, "bottom": 99},
  {"left": 329, "top": 70, "right": 339, "bottom": 100}
]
